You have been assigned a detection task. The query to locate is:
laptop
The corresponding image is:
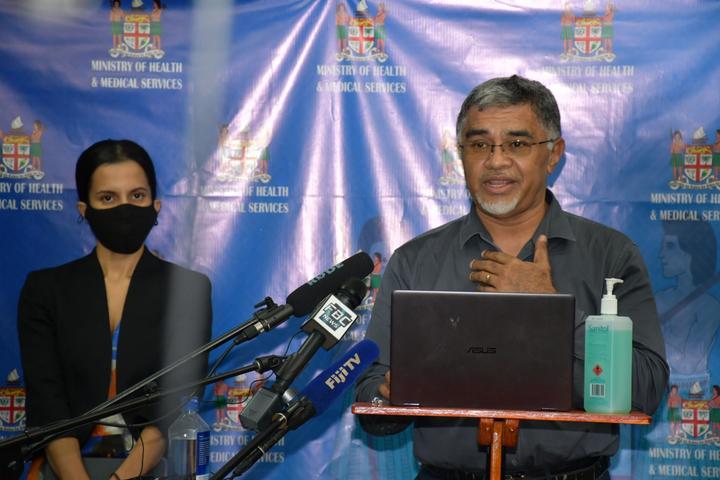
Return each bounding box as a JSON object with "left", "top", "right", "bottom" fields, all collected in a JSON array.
[{"left": 390, "top": 290, "right": 575, "bottom": 411}]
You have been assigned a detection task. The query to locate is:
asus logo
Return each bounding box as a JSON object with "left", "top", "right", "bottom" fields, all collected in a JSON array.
[{"left": 466, "top": 346, "right": 497, "bottom": 354}]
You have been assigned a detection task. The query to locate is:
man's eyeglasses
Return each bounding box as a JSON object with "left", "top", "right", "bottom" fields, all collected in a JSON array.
[{"left": 458, "top": 138, "right": 557, "bottom": 160}]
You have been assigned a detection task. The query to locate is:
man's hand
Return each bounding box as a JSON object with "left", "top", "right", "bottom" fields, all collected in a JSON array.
[
  {"left": 469, "top": 235, "right": 556, "bottom": 293},
  {"left": 378, "top": 370, "right": 391, "bottom": 400}
]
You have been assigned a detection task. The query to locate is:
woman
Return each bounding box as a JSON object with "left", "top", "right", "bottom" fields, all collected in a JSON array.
[{"left": 18, "top": 139, "right": 212, "bottom": 479}]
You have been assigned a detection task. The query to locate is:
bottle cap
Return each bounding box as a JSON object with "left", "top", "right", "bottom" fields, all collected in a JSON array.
[
  {"left": 183, "top": 396, "right": 199, "bottom": 413},
  {"left": 600, "top": 278, "right": 623, "bottom": 315}
]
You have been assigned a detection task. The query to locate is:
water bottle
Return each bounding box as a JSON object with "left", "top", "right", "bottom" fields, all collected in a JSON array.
[{"left": 168, "top": 397, "right": 210, "bottom": 479}]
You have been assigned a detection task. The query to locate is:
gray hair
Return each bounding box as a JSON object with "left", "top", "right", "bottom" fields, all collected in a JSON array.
[{"left": 455, "top": 75, "right": 562, "bottom": 144}]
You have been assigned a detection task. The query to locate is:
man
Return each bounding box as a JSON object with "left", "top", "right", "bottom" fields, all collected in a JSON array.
[
  {"left": 356, "top": 75, "right": 668, "bottom": 480},
  {"left": 374, "top": 3, "right": 387, "bottom": 54},
  {"left": 335, "top": 3, "right": 350, "bottom": 54},
  {"left": 666, "top": 384, "right": 682, "bottom": 438},
  {"left": 561, "top": 3, "right": 575, "bottom": 54},
  {"left": 713, "top": 128, "right": 720, "bottom": 179}
]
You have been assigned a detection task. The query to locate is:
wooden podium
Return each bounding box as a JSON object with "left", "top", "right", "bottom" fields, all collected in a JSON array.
[{"left": 352, "top": 403, "right": 650, "bottom": 480}]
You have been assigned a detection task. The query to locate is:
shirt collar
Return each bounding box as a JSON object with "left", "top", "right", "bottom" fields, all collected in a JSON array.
[{"left": 459, "top": 189, "right": 576, "bottom": 248}]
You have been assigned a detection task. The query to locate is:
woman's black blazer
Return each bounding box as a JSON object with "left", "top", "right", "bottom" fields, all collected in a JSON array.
[{"left": 18, "top": 248, "right": 212, "bottom": 442}]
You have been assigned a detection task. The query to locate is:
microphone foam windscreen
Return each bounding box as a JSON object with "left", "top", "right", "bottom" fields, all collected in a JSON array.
[
  {"left": 300, "top": 339, "right": 380, "bottom": 415},
  {"left": 286, "top": 252, "right": 374, "bottom": 316}
]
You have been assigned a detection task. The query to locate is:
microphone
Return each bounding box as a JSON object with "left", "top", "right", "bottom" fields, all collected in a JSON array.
[
  {"left": 218, "top": 341, "right": 379, "bottom": 479},
  {"left": 298, "top": 339, "right": 380, "bottom": 415},
  {"left": 240, "top": 278, "right": 368, "bottom": 431},
  {"left": 240, "top": 252, "right": 373, "bottom": 341},
  {"left": 287, "top": 252, "right": 373, "bottom": 316}
]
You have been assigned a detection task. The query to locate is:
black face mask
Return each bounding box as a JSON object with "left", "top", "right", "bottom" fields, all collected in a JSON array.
[{"left": 84, "top": 203, "right": 158, "bottom": 254}]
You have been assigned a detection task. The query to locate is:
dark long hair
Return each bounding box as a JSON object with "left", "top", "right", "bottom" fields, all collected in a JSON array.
[{"left": 75, "top": 139, "right": 157, "bottom": 203}]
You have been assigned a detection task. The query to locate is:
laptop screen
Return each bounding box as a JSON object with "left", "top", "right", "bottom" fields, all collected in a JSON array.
[{"left": 390, "top": 290, "right": 575, "bottom": 411}]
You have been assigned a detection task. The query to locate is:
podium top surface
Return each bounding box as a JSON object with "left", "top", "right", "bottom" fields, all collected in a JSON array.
[{"left": 351, "top": 402, "right": 651, "bottom": 425}]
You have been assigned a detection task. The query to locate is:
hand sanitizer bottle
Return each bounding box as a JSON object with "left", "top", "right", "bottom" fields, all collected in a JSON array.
[{"left": 584, "top": 278, "right": 633, "bottom": 414}]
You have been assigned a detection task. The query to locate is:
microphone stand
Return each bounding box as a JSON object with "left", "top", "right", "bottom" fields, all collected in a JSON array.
[
  {"left": 211, "top": 397, "right": 315, "bottom": 480},
  {"left": 90, "top": 297, "right": 288, "bottom": 415},
  {"left": 0, "top": 294, "right": 290, "bottom": 479},
  {"left": 0, "top": 355, "right": 285, "bottom": 479}
]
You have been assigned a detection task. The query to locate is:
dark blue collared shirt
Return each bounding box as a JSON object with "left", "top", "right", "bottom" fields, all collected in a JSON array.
[{"left": 357, "top": 190, "right": 668, "bottom": 472}]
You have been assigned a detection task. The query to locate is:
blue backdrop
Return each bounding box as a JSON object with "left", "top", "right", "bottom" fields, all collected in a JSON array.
[{"left": 1, "top": 0, "right": 719, "bottom": 478}]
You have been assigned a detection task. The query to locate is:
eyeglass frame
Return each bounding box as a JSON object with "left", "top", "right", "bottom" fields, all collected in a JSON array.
[{"left": 457, "top": 138, "right": 558, "bottom": 160}]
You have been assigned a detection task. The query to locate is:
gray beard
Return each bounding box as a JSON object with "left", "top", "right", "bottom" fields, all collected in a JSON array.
[{"left": 474, "top": 193, "right": 520, "bottom": 217}]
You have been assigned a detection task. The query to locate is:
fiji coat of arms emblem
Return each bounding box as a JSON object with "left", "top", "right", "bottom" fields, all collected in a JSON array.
[
  {"left": 336, "top": 0, "right": 388, "bottom": 62},
  {"left": 667, "top": 383, "right": 720, "bottom": 446},
  {"left": 439, "top": 129, "right": 465, "bottom": 186},
  {"left": 669, "top": 127, "right": 720, "bottom": 190},
  {"left": 213, "top": 375, "right": 265, "bottom": 431},
  {"left": 217, "top": 126, "right": 271, "bottom": 183},
  {"left": 0, "top": 116, "right": 45, "bottom": 180},
  {"left": 0, "top": 370, "right": 26, "bottom": 433},
  {"left": 224, "top": 386, "right": 251, "bottom": 428},
  {"left": 561, "top": 0, "right": 616, "bottom": 62},
  {"left": 109, "top": 0, "right": 165, "bottom": 59}
]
